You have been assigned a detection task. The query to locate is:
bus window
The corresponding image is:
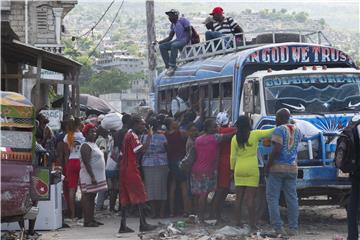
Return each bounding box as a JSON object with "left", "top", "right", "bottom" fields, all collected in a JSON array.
[
  {"left": 160, "top": 90, "right": 166, "bottom": 101},
  {"left": 220, "top": 81, "right": 232, "bottom": 116},
  {"left": 199, "top": 85, "right": 209, "bottom": 116},
  {"left": 172, "top": 89, "right": 177, "bottom": 98},
  {"left": 196, "top": 85, "right": 208, "bottom": 98},
  {"left": 222, "top": 82, "right": 232, "bottom": 98},
  {"left": 243, "top": 79, "right": 260, "bottom": 114},
  {"left": 158, "top": 90, "right": 167, "bottom": 111},
  {"left": 212, "top": 83, "right": 220, "bottom": 99},
  {"left": 243, "top": 81, "right": 254, "bottom": 113},
  {"left": 166, "top": 89, "right": 172, "bottom": 111},
  {"left": 210, "top": 83, "right": 220, "bottom": 116},
  {"left": 189, "top": 87, "right": 200, "bottom": 112}
]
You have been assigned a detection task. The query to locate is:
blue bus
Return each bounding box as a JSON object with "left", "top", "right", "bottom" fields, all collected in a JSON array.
[{"left": 155, "top": 31, "right": 360, "bottom": 205}]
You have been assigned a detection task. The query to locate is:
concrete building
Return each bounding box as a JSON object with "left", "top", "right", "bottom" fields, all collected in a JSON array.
[
  {"left": 95, "top": 49, "right": 150, "bottom": 112},
  {"left": 95, "top": 50, "right": 146, "bottom": 74},
  {"left": 1, "top": 0, "right": 78, "bottom": 109},
  {"left": 99, "top": 77, "right": 149, "bottom": 114}
]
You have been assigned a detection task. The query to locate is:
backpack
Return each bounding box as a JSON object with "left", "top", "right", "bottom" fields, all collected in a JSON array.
[
  {"left": 190, "top": 26, "right": 200, "bottom": 44},
  {"left": 335, "top": 121, "right": 360, "bottom": 174}
]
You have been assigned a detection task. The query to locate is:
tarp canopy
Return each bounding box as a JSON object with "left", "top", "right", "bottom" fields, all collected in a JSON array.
[
  {"left": 79, "top": 94, "right": 117, "bottom": 115},
  {"left": 1, "top": 91, "right": 34, "bottom": 128},
  {"left": 52, "top": 94, "right": 117, "bottom": 115},
  {"left": 1, "top": 22, "right": 81, "bottom": 75}
]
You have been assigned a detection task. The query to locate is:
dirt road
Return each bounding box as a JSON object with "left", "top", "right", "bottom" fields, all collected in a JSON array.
[{"left": 35, "top": 205, "right": 348, "bottom": 240}]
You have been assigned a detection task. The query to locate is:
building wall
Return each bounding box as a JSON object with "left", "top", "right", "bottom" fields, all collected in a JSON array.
[
  {"left": 1, "top": 0, "right": 77, "bottom": 107},
  {"left": 6, "top": 1, "right": 66, "bottom": 45},
  {"left": 95, "top": 50, "right": 147, "bottom": 74}
]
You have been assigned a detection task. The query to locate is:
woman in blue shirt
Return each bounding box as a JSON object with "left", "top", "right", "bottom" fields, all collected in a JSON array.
[{"left": 141, "top": 117, "right": 169, "bottom": 218}]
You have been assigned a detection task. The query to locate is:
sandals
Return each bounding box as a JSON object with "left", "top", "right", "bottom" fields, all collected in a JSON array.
[
  {"left": 83, "top": 222, "right": 99, "bottom": 227},
  {"left": 25, "top": 231, "right": 42, "bottom": 240},
  {"left": 118, "top": 226, "right": 135, "bottom": 233},
  {"left": 93, "top": 220, "right": 104, "bottom": 225}
]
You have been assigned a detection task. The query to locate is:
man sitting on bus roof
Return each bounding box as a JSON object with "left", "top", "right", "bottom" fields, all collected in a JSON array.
[
  {"left": 205, "top": 7, "right": 243, "bottom": 43},
  {"left": 156, "top": 9, "right": 192, "bottom": 76}
]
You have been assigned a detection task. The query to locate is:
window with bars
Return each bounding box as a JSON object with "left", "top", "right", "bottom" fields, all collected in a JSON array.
[{"left": 37, "top": 7, "right": 48, "bottom": 31}]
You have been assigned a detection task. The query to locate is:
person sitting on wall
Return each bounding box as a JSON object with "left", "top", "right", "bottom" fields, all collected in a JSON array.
[
  {"left": 205, "top": 7, "right": 244, "bottom": 44},
  {"left": 156, "top": 9, "right": 192, "bottom": 76}
]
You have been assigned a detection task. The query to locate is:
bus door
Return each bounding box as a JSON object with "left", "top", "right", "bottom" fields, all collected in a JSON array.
[{"left": 242, "top": 77, "right": 263, "bottom": 128}]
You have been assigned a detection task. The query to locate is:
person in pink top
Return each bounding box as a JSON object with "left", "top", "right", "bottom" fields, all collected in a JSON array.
[{"left": 190, "top": 118, "right": 235, "bottom": 222}]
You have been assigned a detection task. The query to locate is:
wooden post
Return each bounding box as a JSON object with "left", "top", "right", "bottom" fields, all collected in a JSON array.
[
  {"left": 63, "top": 73, "right": 69, "bottom": 116},
  {"left": 75, "top": 71, "right": 80, "bottom": 117},
  {"left": 146, "top": 0, "right": 157, "bottom": 108},
  {"left": 71, "top": 73, "right": 76, "bottom": 116},
  {"left": 35, "top": 56, "right": 42, "bottom": 110}
]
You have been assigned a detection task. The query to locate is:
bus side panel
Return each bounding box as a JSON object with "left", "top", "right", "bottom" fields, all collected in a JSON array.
[{"left": 1, "top": 162, "right": 33, "bottom": 219}]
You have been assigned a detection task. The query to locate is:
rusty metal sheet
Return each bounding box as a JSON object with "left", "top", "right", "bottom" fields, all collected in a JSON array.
[{"left": 1, "top": 162, "right": 33, "bottom": 218}]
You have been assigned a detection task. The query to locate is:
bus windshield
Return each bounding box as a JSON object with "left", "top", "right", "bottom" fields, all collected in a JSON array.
[{"left": 264, "top": 73, "right": 360, "bottom": 115}]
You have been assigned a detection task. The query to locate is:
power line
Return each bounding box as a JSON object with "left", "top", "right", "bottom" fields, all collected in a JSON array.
[
  {"left": 87, "top": 0, "right": 125, "bottom": 60},
  {"left": 73, "top": 0, "right": 115, "bottom": 41}
]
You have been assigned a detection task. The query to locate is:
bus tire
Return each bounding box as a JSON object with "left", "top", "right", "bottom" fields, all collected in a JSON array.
[{"left": 255, "top": 33, "right": 306, "bottom": 44}]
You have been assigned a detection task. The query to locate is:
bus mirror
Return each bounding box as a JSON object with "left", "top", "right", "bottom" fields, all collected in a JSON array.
[{"left": 243, "top": 81, "right": 254, "bottom": 113}]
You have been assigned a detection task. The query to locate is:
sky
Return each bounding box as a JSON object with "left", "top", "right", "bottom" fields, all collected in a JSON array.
[{"left": 76, "top": 0, "right": 359, "bottom": 33}]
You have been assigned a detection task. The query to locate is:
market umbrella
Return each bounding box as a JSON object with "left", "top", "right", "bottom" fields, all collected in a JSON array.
[{"left": 51, "top": 94, "right": 117, "bottom": 115}]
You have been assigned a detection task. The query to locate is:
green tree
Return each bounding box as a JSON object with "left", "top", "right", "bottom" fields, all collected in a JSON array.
[
  {"left": 280, "top": 8, "right": 287, "bottom": 14},
  {"left": 244, "top": 9, "right": 252, "bottom": 14},
  {"left": 319, "top": 18, "right": 326, "bottom": 27},
  {"left": 295, "top": 12, "right": 309, "bottom": 23},
  {"left": 84, "top": 68, "right": 131, "bottom": 95},
  {"left": 75, "top": 56, "right": 95, "bottom": 85}
]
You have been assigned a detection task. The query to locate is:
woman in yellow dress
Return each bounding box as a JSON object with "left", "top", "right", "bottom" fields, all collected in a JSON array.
[{"left": 230, "top": 115, "right": 274, "bottom": 230}]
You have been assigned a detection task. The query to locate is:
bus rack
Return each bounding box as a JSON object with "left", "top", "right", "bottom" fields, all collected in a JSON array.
[{"left": 178, "top": 30, "right": 332, "bottom": 63}]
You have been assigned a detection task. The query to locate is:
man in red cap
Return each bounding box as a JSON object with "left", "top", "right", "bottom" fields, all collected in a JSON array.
[{"left": 205, "top": 7, "right": 243, "bottom": 42}]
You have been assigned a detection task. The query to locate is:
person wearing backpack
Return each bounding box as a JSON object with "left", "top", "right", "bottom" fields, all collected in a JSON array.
[
  {"left": 156, "top": 9, "right": 192, "bottom": 76},
  {"left": 338, "top": 115, "right": 360, "bottom": 240}
]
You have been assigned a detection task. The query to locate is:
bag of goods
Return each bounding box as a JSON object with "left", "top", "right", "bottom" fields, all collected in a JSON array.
[{"left": 101, "top": 112, "right": 123, "bottom": 131}]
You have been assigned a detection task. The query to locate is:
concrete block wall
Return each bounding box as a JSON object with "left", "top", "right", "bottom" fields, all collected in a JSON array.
[
  {"left": 8, "top": 2, "right": 25, "bottom": 42},
  {"left": 6, "top": 1, "right": 74, "bottom": 45}
]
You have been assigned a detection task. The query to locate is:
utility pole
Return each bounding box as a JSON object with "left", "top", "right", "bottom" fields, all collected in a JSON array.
[{"left": 146, "top": 0, "right": 157, "bottom": 110}]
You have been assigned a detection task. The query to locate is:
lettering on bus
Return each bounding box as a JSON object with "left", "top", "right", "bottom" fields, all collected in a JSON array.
[
  {"left": 264, "top": 74, "right": 360, "bottom": 87},
  {"left": 245, "top": 46, "right": 351, "bottom": 65}
]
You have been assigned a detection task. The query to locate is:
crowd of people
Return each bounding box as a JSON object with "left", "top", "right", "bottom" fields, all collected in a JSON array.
[
  {"left": 24, "top": 99, "right": 360, "bottom": 240},
  {"left": 156, "top": 6, "right": 243, "bottom": 76},
  {"left": 33, "top": 102, "right": 306, "bottom": 238}
]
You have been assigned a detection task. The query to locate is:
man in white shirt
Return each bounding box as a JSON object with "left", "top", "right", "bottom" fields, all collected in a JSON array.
[
  {"left": 293, "top": 119, "right": 321, "bottom": 159},
  {"left": 171, "top": 87, "right": 189, "bottom": 120}
]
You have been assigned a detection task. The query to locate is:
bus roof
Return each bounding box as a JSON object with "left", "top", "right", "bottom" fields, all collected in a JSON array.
[{"left": 156, "top": 42, "right": 356, "bottom": 88}]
